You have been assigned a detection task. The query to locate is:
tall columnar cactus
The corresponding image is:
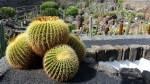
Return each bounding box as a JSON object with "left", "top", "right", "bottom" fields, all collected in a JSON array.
[
  {"left": 0, "top": 23, "right": 6, "bottom": 58},
  {"left": 67, "top": 34, "right": 86, "bottom": 62},
  {"left": 43, "top": 45, "right": 79, "bottom": 82},
  {"left": 5, "top": 33, "right": 40, "bottom": 69},
  {"left": 118, "top": 21, "right": 124, "bottom": 35},
  {"left": 26, "top": 16, "right": 69, "bottom": 56}
]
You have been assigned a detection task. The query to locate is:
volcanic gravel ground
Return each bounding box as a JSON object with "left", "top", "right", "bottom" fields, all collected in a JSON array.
[{"left": 0, "top": 61, "right": 145, "bottom": 84}]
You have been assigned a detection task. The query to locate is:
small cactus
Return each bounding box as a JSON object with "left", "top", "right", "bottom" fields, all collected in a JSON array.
[
  {"left": 67, "top": 34, "right": 86, "bottom": 62},
  {"left": 26, "top": 16, "right": 69, "bottom": 56},
  {"left": 5, "top": 33, "right": 40, "bottom": 69},
  {"left": 43, "top": 45, "right": 79, "bottom": 81},
  {"left": 41, "top": 8, "right": 60, "bottom": 16}
]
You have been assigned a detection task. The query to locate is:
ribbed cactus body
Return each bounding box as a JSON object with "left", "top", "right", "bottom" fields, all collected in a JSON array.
[
  {"left": 67, "top": 34, "right": 86, "bottom": 61},
  {"left": 5, "top": 33, "right": 39, "bottom": 69},
  {"left": 41, "top": 8, "right": 60, "bottom": 16},
  {"left": 26, "top": 16, "right": 69, "bottom": 56},
  {"left": 43, "top": 45, "right": 79, "bottom": 82}
]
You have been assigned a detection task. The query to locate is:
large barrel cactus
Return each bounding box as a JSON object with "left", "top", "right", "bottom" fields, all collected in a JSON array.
[
  {"left": 67, "top": 34, "right": 86, "bottom": 61},
  {"left": 43, "top": 45, "right": 79, "bottom": 82},
  {"left": 5, "top": 33, "right": 40, "bottom": 69},
  {"left": 26, "top": 16, "right": 69, "bottom": 56}
]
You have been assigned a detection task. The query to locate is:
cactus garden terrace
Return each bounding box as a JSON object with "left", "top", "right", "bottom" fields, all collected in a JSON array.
[{"left": 1, "top": 0, "right": 150, "bottom": 84}]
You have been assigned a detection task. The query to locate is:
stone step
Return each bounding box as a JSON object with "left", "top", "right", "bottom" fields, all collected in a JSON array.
[{"left": 86, "top": 44, "right": 150, "bottom": 62}]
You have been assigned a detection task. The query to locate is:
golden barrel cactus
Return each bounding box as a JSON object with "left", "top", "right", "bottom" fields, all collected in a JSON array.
[
  {"left": 67, "top": 34, "right": 86, "bottom": 62},
  {"left": 5, "top": 33, "right": 39, "bottom": 69},
  {"left": 26, "top": 16, "right": 69, "bottom": 56},
  {"left": 43, "top": 45, "right": 79, "bottom": 81}
]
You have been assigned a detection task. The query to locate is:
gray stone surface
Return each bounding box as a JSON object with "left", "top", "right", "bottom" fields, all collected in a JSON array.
[
  {"left": 0, "top": 57, "right": 10, "bottom": 77},
  {"left": 143, "top": 45, "right": 150, "bottom": 60},
  {"left": 94, "top": 62, "right": 119, "bottom": 76},
  {"left": 82, "top": 35, "right": 150, "bottom": 48}
]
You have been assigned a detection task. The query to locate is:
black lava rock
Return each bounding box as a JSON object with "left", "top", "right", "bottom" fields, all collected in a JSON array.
[
  {"left": 142, "top": 70, "right": 150, "bottom": 84},
  {"left": 120, "top": 68, "right": 144, "bottom": 84}
]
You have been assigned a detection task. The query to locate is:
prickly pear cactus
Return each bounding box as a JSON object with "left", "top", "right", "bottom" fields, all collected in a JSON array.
[
  {"left": 43, "top": 45, "right": 79, "bottom": 82},
  {"left": 5, "top": 33, "right": 40, "bottom": 69},
  {"left": 67, "top": 34, "right": 86, "bottom": 62},
  {"left": 26, "top": 16, "right": 69, "bottom": 56}
]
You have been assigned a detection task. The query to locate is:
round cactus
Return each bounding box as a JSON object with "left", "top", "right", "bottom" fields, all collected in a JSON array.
[
  {"left": 41, "top": 8, "right": 60, "bottom": 16},
  {"left": 26, "top": 16, "right": 69, "bottom": 56},
  {"left": 67, "top": 34, "right": 86, "bottom": 62},
  {"left": 43, "top": 45, "right": 79, "bottom": 82},
  {"left": 5, "top": 33, "right": 40, "bottom": 69}
]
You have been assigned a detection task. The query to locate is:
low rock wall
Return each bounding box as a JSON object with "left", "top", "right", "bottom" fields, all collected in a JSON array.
[{"left": 86, "top": 44, "right": 150, "bottom": 62}]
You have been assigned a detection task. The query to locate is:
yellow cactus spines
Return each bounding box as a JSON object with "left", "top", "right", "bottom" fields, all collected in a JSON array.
[
  {"left": 67, "top": 34, "right": 86, "bottom": 62},
  {"left": 5, "top": 33, "right": 39, "bottom": 69},
  {"left": 26, "top": 16, "right": 69, "bottom": 56},
  {"left": 43, "top": 45, "right": 79, "bottom": 82}
]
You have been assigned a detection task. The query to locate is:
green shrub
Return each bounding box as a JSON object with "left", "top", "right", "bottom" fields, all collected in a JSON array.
[
  {"left": 66, "top": 6, "right": 78, "bottom": 17},
  {"left": 40, "top": 1, "right": 59, "bottom": 10},
  {"left": 0, "top": 7, "right": 16, "bottom": 18}
]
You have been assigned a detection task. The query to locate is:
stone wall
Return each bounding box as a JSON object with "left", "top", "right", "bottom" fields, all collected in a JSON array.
[
  {"left": 82, "top": 35, "right": 150, "bottom": 62},
  {"left": 86, "top": 44, "right": 150, "bottom": 62}
]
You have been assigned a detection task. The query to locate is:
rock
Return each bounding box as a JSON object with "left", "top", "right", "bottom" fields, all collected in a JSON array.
[
  {"left": 0, "top": 57, "right": 10, "bottom": 77},
  {"left": 120, "top": 68, "right": 144, "bottom": 84},
  {"left": 96, "top": 62, "right": 119, "bottom": 76},
  {"left": 84, "top": 57, "right": 96, "bottom": 64},
  {"left": 86, "top": 48, "right": 97, "bottom": 59},
  {"left": 142, "top": 70, "right": 150, "bottom": 84},
  {"left": 142, "top": 45, "right": 150, "bottom": 60},
  {"left": 128, "top": 45, "right": 143, "bottom": 61},
  {"left": 122, "top": 45, "right": 130, "bottom": 60},
  {"left": 114, "top": 45, "right": 124, "bottom": 61},
  {"left": 105, "top": 46, "right": 119, "bottom": 61},
  {"left": 120, "top": 68, "right": 143, "bottom": 79},
  {"left": 94, "top": 45, "right": 119, "bottom": 62},
  {"left": 93, "top": 45, "right": 106, "bottom": 62}
]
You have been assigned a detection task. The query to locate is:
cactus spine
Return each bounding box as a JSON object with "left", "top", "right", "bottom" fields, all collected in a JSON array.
[
  {"left": 26, "top": 16, "right": 69, "bottom": 56},
  {"left": 5, "top": 33, "right": 39, "bottom": 69},
  {"left": 43, "top": 45, "right": 79, "bottom": 82},
  {"left": 67, "top": 34, "right": 86, "bottom": 62}
]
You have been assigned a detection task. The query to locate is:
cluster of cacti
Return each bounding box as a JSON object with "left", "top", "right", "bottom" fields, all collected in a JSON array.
[{"left": 5, "top": 16, "right": 86, "bottom": 82}]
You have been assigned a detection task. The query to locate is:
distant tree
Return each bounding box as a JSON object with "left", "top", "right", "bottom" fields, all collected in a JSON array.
[
  {"left": 0, "top": 7, "right": 16, "bottom": 19},
  {"left": 66, "top": 6, "right": 78, "bottom": 17}
]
